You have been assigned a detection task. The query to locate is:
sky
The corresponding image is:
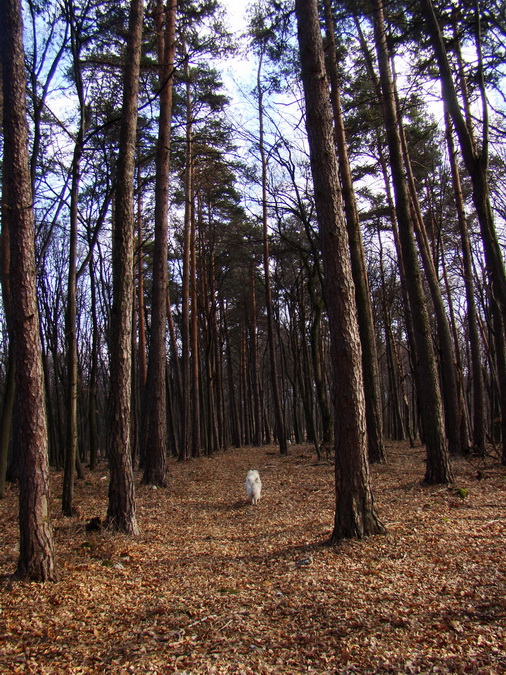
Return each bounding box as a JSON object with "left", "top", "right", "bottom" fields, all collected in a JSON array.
[{"left": 222, "top": 0, "right": 249, "bottom": 34}]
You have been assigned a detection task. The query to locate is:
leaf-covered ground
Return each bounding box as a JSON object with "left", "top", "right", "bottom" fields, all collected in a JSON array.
[{"left": 0, "top": 441, "right": 505, "bottom": 674}]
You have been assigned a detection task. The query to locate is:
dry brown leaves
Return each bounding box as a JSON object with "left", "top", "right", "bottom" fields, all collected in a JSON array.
[{"left": 0, "top": 442, "right": 505, "bottom": 674}]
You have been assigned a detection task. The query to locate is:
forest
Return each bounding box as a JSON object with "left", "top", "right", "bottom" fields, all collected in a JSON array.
[{"left": 0, "top": 0, "right": 505, "bottom": 669}]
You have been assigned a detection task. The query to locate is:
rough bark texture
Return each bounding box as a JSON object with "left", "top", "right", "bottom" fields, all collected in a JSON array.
[
  {"left": 180, "top": 50, "right": 192, "bottom": 461},
  {"left": 190, "top": 194, "right": 201, "bottom": 457},
  {"left": 0, "top": 0, "right": 56, "bottom": 580},
  {"left": 141, "top": 0, "right": 177, "bottom": 486},
  {"left": 295, "top": 0, "right": 385, "bottom": 540},
  {"left": 372, "top": 0, "right": 453, "bottom": 484},
  {"left": 106, "top": 0, "right": 143, "bottom": 534},
  {"left": 323, "top": 0, "right": 385, "bottom": 464}
]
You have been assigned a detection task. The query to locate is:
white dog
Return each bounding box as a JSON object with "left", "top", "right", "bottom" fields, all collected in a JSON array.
[{"left": 245, "top": 470, "right": 262, "bottom": 505}]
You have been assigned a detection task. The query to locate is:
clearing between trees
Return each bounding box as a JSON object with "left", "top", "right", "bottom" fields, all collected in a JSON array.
[{"left": 0, "top": 442, "right": 505, "bottom": 674}]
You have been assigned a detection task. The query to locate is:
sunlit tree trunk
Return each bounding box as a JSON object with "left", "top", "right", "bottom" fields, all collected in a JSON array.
[
  {"left": 1, "top": 0, "right": 56, "bottom": 579},
  {"left": 106, "top": 0, "right": 144, "bottom": 534},
  {"left": 323, "top": 0, "right": 385, "bottom": 464},
  {"left": 136, "top": 168, "right": 147, "bottom": 397},
  {"left": 295, "top": 0, "right": 385, "bottom": 540},
  {"left": 142, "top": 0, "right": 177, "bottom": 486},
  {"left": 190, "top": 192, "right": 201, "bottom": 457},
  {"left": 180, "top": 46, "right": 192, "bottom": 461}
]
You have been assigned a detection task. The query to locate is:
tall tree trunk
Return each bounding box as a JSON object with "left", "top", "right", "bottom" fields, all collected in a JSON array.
[
  {"left": 372, "top": 0, "right": 453, "bottom": 483},
  {"left": 257, "top": 51, "right": 287, "bottom": 455},
  {"left": 323, "top": 0, "right": 385, "bottom": 463},
  {"left": 106, "top": 0, "right": 143, "bottom": 534},
  {"left": 166, "top": 289, "right": 182, "bottom": 457},
  {"left": 88, "top": 253, "right": 99, "bottom": 471},
  {"left": 298, "top": 273, "right": 317, "bottom": 446},
  {"left": 180, "top": 47, "right": 192, "bottom": 461},
  {"left": 0, "top": 346, "right": 15, "bottom": 497},
  {"left": 492, "top": 303, "right": 506, "bottom": 465},
  {"left": 132, "top": 172, "right": 145, "bottom": 466},
  {"left": 438, "top": 234, "right": 471, "bottom": 453},
  {"left": 306, "top": 271, "right": 333, "bottom": 445},
  {"left": 295, "top": 0, "right": 385, "bottom": 540},
  {"left": 392, "top": 69, "right": 466, "bottom": 456},
  {"left": 142, "top": 0, "right": 177, "bottom": 486},
  {"left": 378, "top": 232, "right": 406, "bottom": 442},
  {"left": 136, "top": 168, "right": 147, "bottom": 396},
  {"left": 62, "top": 0, "right": 86, "bottom": 515},
  {"left": 249, "top": 262, "right": 262, "bottom": 446},
  {"left": 190, "top": 191, "right": 201, "bottom": 457},
  {"left": 354, "top": 12, "right": 419, "bottom": 446},
  {"left": 0, "top": 209, "right": 14, "bottom": 498},
  {"left": 221, "top": 297, "right": 241, "bottom": 447},
  {"left": 1, "top": 0, "right": 56, "bottom": 579},
  {"left": 420, "top": 0, "right": 506, "bottom": 324},
  {"left": 445, "top": 111, "right": 486, "bottom": 453}
]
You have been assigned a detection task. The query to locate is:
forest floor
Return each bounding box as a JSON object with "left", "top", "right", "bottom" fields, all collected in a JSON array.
[{"left": 0, "top": 441, "right": 505, "bottom": 674}]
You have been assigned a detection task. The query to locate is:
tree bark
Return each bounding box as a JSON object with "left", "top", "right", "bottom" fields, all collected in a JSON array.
[
  {"left": 0, "top": 206, "right": 14, "bottom": 498},
  {"left": 249, "top": 262, "right": 262, "bottom": 446},
  {"left": 62, "top": 0, "right": 86, "bottom": 515},
  {"left": 136, "top": 168, "right": 147, "bottom": 397},
  {"left": 393, "top": 71, "right": 466, "bottom": 456},
  {"left": 221, "top": 297, "right": 241, "bottom": 447},
  {"left": 106, "top": 0, "right": 144, "bottom": 534},
  {"left": 444, "top": 112, "right": 486, "bottom": 453},
  {"left": 323, "top": 0, "right": 385, "bottom": 464},
  {"left": 142, "top": 0, "right": 177, "bottom": 486},
  {"left": 295, "top": 0, "right": 385, "bottom": 540},
  {"left": 180, "top": 46, "right": 192, "bottom": 461},
  {"left": 306, "top": 270, "right": 333, "bottom": 445},
  {"left": 88, "top": 253, "right": 100, "bottom": 470},
  {"left": 1, "top": 0, "right": 56, "bottom": 580},
  {"left": 372, "top": 0, "right": 453, "bottom": 483},
  {"left": 190, "top": 188, "right": 201, "bottom": 457}
]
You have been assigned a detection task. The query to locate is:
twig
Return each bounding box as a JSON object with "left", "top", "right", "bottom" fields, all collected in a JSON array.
[{"left": 187, "top": 614, "right": 217, "bottom": 630}]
